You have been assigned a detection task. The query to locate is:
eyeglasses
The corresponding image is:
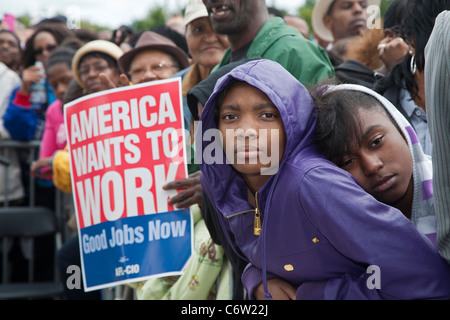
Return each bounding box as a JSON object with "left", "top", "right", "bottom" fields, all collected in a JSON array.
[
  {"left": 129, "top": 62, "right": 179, "bottom": 78},
  {"left": 79, "top": 63, "right": 110, "bottom": 77},
  {"left": 33, "top": 44, "right": 57, "bottom": 56}
]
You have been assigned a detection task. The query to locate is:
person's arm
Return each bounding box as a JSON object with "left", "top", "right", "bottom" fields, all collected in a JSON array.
[
  {"left": 17, "top": 64, "right": 43, "bottom": 98},
  {"left": 377, "top": 36, "right": 408, "bottom": 72},
  {"left": 241, "top": 264, "right": 295, "bottom": 300},
  {"left": 162, "top": 170, "right": 202, "bottom": 209},
  {"left": 30, "top": 157, "right": 52, "bottom": 178},
  {"left": 3, "top": 86, "right": 38, "bottom": 141},
  {"left": 298, "top": 166, "right": 450, "bottom": 300}
]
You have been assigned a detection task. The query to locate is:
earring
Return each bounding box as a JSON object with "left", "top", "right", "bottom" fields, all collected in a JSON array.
[{"left": 410, "top": 52, "right": 417, "bottom": 75}]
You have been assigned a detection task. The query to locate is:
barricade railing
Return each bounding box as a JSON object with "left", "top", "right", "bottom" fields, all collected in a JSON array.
[{"left": 0, "top": 139, "right": 66, "bottom": 243}]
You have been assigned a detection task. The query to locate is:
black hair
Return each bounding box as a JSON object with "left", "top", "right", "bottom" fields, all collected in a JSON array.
[
  {"left": 404, "top": 0, "right": 450, "bottom": 73},
  {"left": 21, "top": 24, "right": 75, "bottom": 67},
  {"left": 383, "top": 0, "right": 407, "bottom": 31},
  {"left": 111, "top": 25, "right": 133, "bottom": 45},
  {"left": 268, "top": 7, "right": 284, "bottom": 18},
  {"left": 62, "top": 78, "right": 84, "bottom": 105},
  {"left": 0, "top": 30, "right": 21, "bottom": 49},
  {"left": 73, "top": 28, "right": 99, "bottom": 43},
  {"left": 47, "top": 47, "right": 76, "bottom": 70},
  {"left": 312, "top": 84, "right": 396, "bottom": 166},
  {"left": 151, "top": 25, "right": 189, "bottom": 55},
  {"left": 59, "top": 37, "right": 85, "bottom": 51},
  {"left": 128, "top": 31, "right": 144, "bottom": 48},
  {"left": 375, "top": 0, "right": 450, "bottom": 99}
]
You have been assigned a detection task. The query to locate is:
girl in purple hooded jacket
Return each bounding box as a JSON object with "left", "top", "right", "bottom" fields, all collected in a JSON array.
[{"left": 196, "top": 59, "right": 450, "bottom": 300}]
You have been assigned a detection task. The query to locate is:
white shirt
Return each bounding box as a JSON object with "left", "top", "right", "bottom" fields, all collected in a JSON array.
[{"left": 0, "top": 61, "right": 21, "bottom": 139}]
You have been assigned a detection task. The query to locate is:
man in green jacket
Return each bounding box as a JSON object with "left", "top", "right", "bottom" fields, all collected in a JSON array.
[{"left": 202, "top": 0, "right": 334, "bottom": 88}]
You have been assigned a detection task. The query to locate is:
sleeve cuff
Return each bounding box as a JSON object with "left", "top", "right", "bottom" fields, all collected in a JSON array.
[
  {"left": 13, "top": 90, "right": 32, "bottom": 108},
  {"left": 241, "top": 264, "right": 277, "bottom": 300}
]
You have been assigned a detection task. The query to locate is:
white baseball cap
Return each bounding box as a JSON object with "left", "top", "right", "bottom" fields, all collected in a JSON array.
[{"left": 184, "top": 0, "right": 209, "bottom": 27}]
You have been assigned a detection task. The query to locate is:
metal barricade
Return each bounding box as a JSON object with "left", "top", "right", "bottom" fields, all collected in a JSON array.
[
  {"left": 0, "top": 140, "right": 65, "bottom": 235},
  {"left": 0, "top": 139, "right": 66, "bottom": 298},
  {"left": 0, "top": 140, "right": 40, "bottom": 206}
]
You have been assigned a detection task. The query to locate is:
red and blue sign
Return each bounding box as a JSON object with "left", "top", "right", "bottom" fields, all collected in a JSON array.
[{"left": 64, "top": 78, "right": 193, "bottom": 291}]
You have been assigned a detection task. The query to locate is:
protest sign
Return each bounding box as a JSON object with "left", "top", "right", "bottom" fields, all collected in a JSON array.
[{"left": 64, "top": 78, "right": 193, "bottom": 291}]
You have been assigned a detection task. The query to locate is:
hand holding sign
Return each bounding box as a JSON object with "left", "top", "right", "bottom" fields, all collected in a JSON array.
[
  {"left": 98, "top": 72, "right": 131, "bottom": 89},
  {"left": 163, "top": 170, "right": 202, "bottom": 209}
]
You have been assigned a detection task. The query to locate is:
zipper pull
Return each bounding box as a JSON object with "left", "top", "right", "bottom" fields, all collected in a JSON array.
[
  {"left": 254, "top": 192, "right": 261, "bottom": 236},
  {"left": 254, "top": 207, "right": 261, "bottom": 236},
  {"left": 253, "top": 192, "right": 261, "bottom": 236}
]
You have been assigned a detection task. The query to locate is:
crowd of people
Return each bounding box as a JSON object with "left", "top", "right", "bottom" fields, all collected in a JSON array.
[{"left": 0, "top": 0, "right": 449, "bottom": 300}]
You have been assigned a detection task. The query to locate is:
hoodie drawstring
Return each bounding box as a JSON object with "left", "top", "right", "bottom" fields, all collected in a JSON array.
[
  {"left": 254, "top": 193, "right": 262, "bottom": 236},
  {"left": 259, "top": 158, "right": 288, "bottom": 300},
  {"left": 259, "top": 185, "right": 278, "bottom": 300}
]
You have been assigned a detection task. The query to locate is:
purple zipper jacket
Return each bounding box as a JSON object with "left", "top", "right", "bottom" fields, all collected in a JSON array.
[{"left": 196, "top": 59, "right": 450, "bottom": 300}]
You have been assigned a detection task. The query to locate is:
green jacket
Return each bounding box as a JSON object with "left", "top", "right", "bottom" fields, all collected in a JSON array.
[
  {"left": 130, "top": 205, "right": 230, "bottom": 300},
  {"left": 215, "top": 17, "right": 334, "bottom": 89}
]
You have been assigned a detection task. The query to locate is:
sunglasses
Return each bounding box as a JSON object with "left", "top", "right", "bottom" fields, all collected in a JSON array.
[{"left": 34, "top": 44, "right": 57, "bottom": 56}]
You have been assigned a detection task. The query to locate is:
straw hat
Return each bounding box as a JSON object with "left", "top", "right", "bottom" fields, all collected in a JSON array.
[
  {"left": 184, "top": 0, "right": 209, "bottom": 26},
  {"left": 312, "top": 0, "right": 381, "bottom": 42},
  {"left": 72, "top": 40, "right": 123, "bottom": 88},
  {"left": 118, "top": 31, "right": 190, "bottom": 74}
]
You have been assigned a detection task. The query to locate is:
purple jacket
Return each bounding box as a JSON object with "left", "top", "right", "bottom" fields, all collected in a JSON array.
[{"left": 196, "top": 59, "right": 450, "bottom": 299}]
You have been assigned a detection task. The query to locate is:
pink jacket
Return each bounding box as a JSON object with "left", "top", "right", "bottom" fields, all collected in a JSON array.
[
  {"left": 39, "top": 99, "right": 66, "bottom": 180},
  {"left": 40, "top": 99, "right": 66, "bottom": 159}
]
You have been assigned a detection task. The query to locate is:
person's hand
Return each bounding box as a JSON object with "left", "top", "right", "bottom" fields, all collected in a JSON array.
[
  {"left": 162, "top": 171, "right": 202, "bottom": 209},
  {"left": 378, "top": 36, "right": 409, "bottom": 71},
  {"left": 254, "top": 278, "right": 296, "bottom": 300},
  {"left": 30, "top": 157, "right": 52, "bottom": 178},
  {"left": 98, "top": 73, "right": 130, "bottom": 89},
  {"left": 20, "top": 65, "right": 45, "bottom": 95}
]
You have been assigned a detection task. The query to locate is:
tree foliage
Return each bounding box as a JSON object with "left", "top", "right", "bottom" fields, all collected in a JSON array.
[
  {"left": 131, "top": 6, "right": 167, "bottom": 32},
  {"left": 14, "top": 4, "right": 171, "bottom": 32}
]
